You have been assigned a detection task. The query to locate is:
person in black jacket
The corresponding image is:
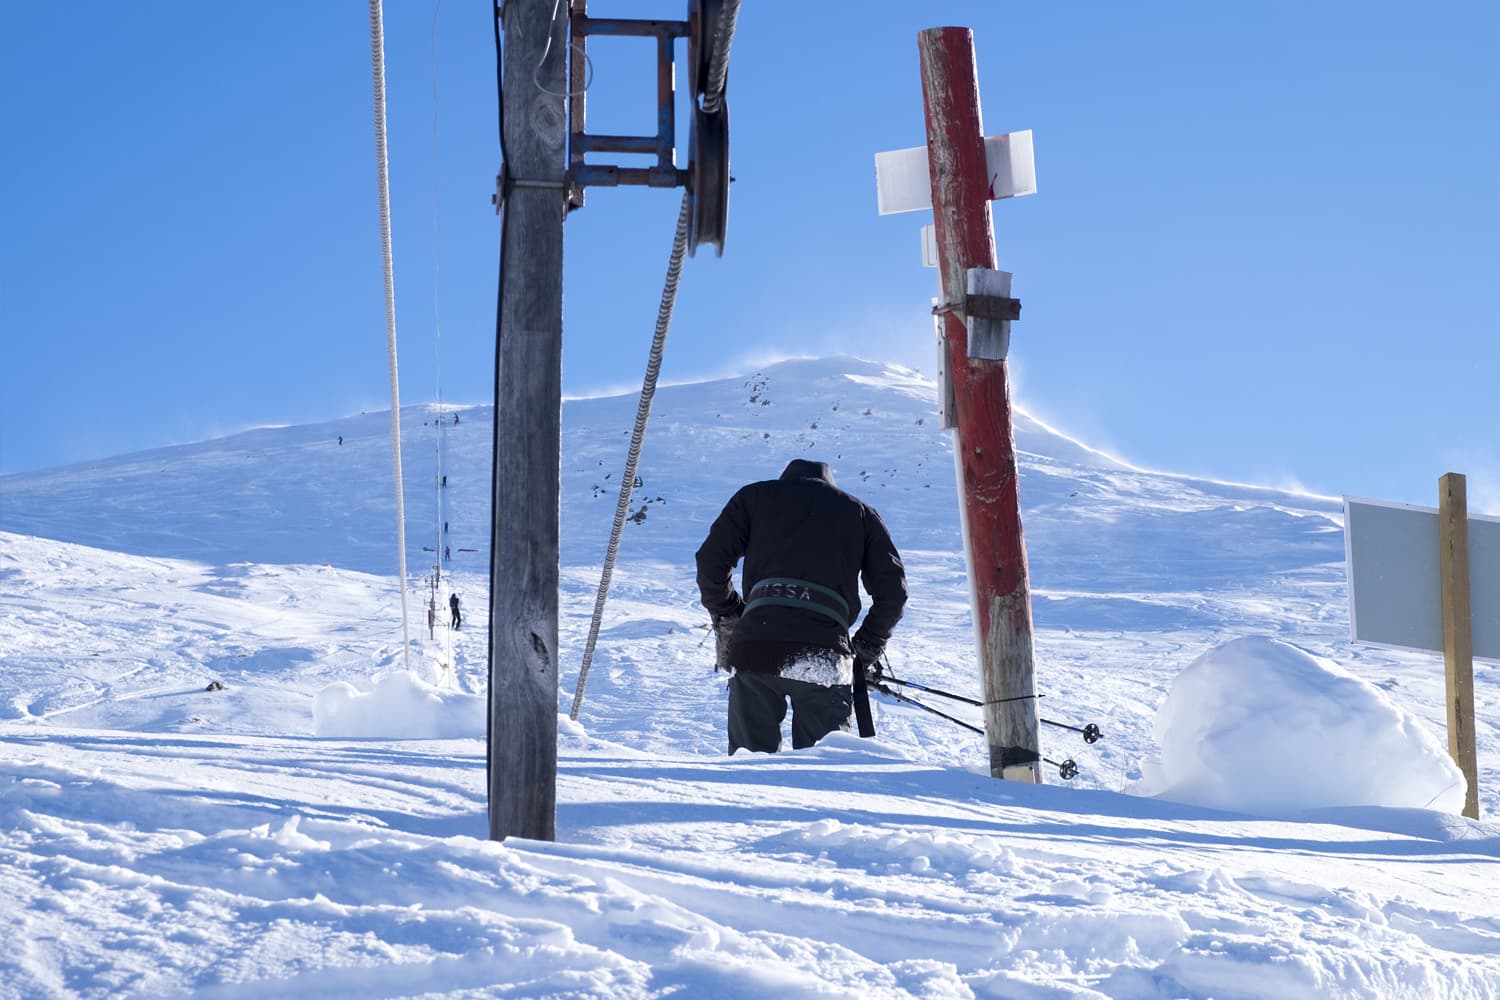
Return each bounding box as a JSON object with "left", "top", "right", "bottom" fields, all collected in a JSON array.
[{"left": 696, "top": 459, "right": 907, "bottom": 754}]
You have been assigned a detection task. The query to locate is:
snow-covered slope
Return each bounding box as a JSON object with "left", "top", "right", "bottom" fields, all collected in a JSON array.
[
  {"left": 0, "top": 355, "right": 1319, "bottom": 572},
  {"left": 2, "top": 356, "right": 1496, "bottom": 998}
]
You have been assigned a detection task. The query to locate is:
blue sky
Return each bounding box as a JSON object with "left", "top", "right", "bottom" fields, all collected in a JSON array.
[{"left": 2, "top": 2, "right": 1495, "bottom": 511}]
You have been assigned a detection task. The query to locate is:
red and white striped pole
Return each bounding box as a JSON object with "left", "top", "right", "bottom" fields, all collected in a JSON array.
[{"left": 918, "top": 27, "right": 1042, "bottom": 781}]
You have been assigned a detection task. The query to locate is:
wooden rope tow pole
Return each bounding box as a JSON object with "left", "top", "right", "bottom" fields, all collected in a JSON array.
[
  {"left": 919, "top": 28, "right": 1041, "bottom": 782},
  {"left": 489, "top": 0, "right": 568, "bottom": 844},
  {"left": 489, "top": 0, "right": 738, "bottom": 842},
  {"left": 876, "top": 28, "right": 1042, "bottom": 781}
]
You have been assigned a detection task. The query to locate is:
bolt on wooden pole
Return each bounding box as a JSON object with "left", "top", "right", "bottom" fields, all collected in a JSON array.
[
  {"left": 918, "top": 27, "right": 1042, "bottom": 782},
  {"left": 1438, "top": 472, "right": 1480, "bottom": 819},
  {"left": 489, "top": 0, "right": 568, "bottom": 842}
]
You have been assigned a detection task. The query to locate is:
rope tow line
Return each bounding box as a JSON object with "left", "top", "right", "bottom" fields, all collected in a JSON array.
[
  {"left": 428, "top": 0, "right": 457, "bottom": 683},
  {"left": 570, "top": 193, "right": 691, "bottom": 721},
  {"left": 570, "top": 0, "right": 741, "bottom": 721},
  {"left": 368, "top": 0, "right": 413, "bottom": 673},
  {"left": 699, "top": 0, "right": 739, "bottom": 118}
]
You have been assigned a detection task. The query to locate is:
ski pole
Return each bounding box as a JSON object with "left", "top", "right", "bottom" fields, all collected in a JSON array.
[
  {"left": 1042, "top": 719, "right": 1103, "bottom": 744},
  {"left": 871, "top": 672, "right": 1040, "bottom": 707},
  {"left": 874, "top": 673, "right": 1100, "bottom": 743},
  {"left": 870, "top": 680, "right": 984, "bottom": 734},
  {"left": 870, "top": 681, "right": 1079, "bottom": 781}
]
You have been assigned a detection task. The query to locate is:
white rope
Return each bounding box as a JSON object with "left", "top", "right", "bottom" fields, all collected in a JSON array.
[
  {"left": 570, "top": 1, "right": 742, "bottom": 720},
  {"left": 429, "top": 0, "right": 457, "bottom": 683},
  {"left": 369, "top": 0, "right": 413, "bottom": 673}
]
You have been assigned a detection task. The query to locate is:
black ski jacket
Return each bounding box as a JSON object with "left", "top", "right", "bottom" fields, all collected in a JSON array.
[{"left": 695, "top": 460, "right": 907, "bottom": 663}]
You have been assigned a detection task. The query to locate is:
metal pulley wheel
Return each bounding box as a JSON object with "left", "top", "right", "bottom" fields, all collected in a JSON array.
[
  {"left": 687, "top": 103, "right": 729, "bottom": 257},
  {"left": 687, "top": 0, "right": 724, "bottom": 100}
]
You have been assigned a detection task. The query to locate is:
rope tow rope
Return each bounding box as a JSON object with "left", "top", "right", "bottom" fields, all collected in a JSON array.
[
  {"left": 368, "top": 0, "right": 413, "bottom": 673},
  {"left": 570, "top": 194, "right": 691, "bottom": 720},
  {"left": 428, "top": 0, "right": 457, "bottom": 682},
  {"left": 570, "top": 0, "right": 742, "bottom": 721},
  {"left": 700, "top": 0, "right": 740, "bottom": 117}
]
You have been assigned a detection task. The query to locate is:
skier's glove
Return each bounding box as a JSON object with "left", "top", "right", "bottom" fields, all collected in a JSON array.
[
  {"left": 851, "top": 633, "right": 884, "bottom": 668},
  {"left": 712, "top": 613, "right": 740, "bottom": 672}
]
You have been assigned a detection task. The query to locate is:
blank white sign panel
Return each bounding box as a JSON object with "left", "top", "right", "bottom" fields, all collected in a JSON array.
[{"left": 1345, "top": 496, "right": 1500, "bottom": 662}]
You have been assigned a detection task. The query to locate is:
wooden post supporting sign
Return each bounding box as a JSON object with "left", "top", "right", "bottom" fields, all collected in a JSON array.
[
  {"left": 917, "top": 28, "right": 1042, "bottom": 782},
  {"left": 1345, "top": 478, "right": 1493, "bottom": 819},
  {"left": 489, "top": 0, "right": 568, "bottom": 842},
  {"left": 1439, "top": 472, "right": 1480, "bottom": 819}
]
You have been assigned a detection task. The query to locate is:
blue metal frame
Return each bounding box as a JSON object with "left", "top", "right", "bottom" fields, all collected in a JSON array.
[{"left": 568, "top": 11, "right": 690, "bottom": 194}]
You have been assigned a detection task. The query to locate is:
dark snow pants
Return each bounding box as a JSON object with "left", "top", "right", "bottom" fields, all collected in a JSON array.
[{"left": 727, "top": 672, "right": 852, "bottom": 754}]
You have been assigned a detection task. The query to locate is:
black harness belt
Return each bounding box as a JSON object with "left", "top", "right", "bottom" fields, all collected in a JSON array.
[
  {"left": 743, "top": 577, "right": 851, "bottom": 631},
  {"left": 744, "top": 577, "right": 875, "bottom": 736}
]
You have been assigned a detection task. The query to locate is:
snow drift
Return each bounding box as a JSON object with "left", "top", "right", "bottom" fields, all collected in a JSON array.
[{"left": 1135, "top": 636, "right": 1467, "bottom": 814}]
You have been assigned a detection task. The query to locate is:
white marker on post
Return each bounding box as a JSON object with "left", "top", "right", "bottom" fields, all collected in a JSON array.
[{"left": 875, "top": 129, "right": 1037, "bottom": 216}]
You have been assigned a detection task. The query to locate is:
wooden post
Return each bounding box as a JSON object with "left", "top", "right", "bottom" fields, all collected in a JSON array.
[
  {"left": 489, "top": 0, "right": 568, "bottom": 842},
  {"left": 918, "top": 28, "right": 1042, "bottom": 782},
  {"left": 1439, "top": 472, "right": 1480, "bottom": 819}
]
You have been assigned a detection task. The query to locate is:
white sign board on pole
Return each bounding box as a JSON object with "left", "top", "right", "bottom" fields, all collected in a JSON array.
[
  {"left": 875, "top": 130, "right": 1037, "bottom": 216},
  {"left": 1344, "top": 496, "right": 1500, "bottom": 662}
]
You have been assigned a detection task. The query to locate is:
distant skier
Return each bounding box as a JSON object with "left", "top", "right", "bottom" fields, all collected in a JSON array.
[
  {"left": 449, "top": 593, "right": 462, "bottom": 630},
  {"left": 337, "top": 436, "right": 343, "bottom": 445},
  {"left": 696, "top": 459, "right": 906, "bottom": 755},
  {"left": 453, "top": 413, "right": 460, "bottom": 426},
  {"left": 444, "top": 545, "right": 451, "bottom": 562}
]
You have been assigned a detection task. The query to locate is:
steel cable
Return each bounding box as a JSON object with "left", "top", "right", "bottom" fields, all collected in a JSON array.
[
  {"left": 700, "top": 0, "right": 740, "bottom": 115},
  {"left": 570, "top": 1, "right": 741, "bottom": 719},
  {"left": 570, "top": 193, "right": 691, "bottom": 720}
]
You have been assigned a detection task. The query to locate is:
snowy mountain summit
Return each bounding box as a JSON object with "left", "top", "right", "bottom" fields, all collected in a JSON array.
[{"left": 2, "top": 356, "right": 1497, "bottom": 997}]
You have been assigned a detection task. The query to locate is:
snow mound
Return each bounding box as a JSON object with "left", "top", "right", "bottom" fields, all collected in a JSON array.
[
  {"left": 1134, "top": 636, "right": 1466, "bottom": 815},
  {"left": 313, "top": 670, "right": 483, "bottom": 738}
]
